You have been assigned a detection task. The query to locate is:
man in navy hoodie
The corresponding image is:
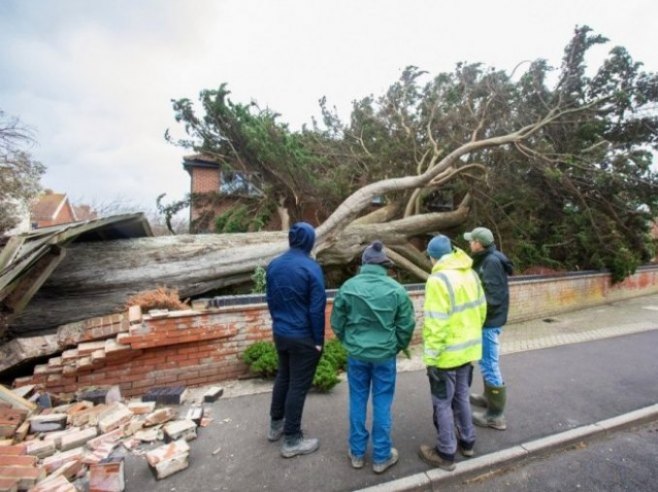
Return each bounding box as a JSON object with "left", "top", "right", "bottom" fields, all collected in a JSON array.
[{"left": 266, "top": 222, "right": 327, "bottom": 458}]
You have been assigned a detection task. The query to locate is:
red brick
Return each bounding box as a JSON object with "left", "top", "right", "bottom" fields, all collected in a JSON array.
[
  {"left": 89, "top": 460, "right": 125, "bottom": 492},
  {"left": 0, "top": 445, "right": 26, "bottom": 455},
  {"left": 27, "top": 475, "right": 66, "bottom": 491},
  {"left": 131, "top": 379, "right": 156, "bottom": 390},
  {"left": 181, "top": 376, "right": 213, "bottom": 386},
  {"left": 177, "top": 346, "right": 200, "bottom": 355},
  {"left": 0, "top": 477, "right": 19, "bottom": 492},
  {"left": 165, "top": 354, "right": 189, "bottom": 363},
  {"left": 0, "top": 466, "right": 45, "bottom": 489},
  {"left": 0, "top": 455, "right": 36, "bottom": 467}
]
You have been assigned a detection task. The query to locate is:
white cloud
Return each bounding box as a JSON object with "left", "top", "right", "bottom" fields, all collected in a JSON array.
[{"left": 0, "top": 0, "right": 656, "bottom": 213}]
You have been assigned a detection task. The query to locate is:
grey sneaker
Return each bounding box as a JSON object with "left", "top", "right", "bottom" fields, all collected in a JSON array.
[
  {"left": 418, "top": 444, "right": 455, "bottom": 471},
  {"left": 267, "top": 419, "right": 284, "bottom": 442},
  {"left": 281, "top": 434, "right": 320, "bottom": 458},
  {"left": 372, "top": 448, "right": 398, "bottom": 474},
  {"left": 348, "top": 451, "right": 365, "bottom": 469}
]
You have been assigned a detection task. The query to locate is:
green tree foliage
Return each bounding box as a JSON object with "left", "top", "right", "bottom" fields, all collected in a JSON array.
[
  {"left": 250, "top": 265, "right": 267, "bottom": 294},
  {"left": 0, "top": 110, "right": 45, "bottom": 234},
  {"left": 169, "top": 26, "right": 658, "bottom": 281},
  {"left": 168, "top": 85, "right": 348, "bottom": 225}
]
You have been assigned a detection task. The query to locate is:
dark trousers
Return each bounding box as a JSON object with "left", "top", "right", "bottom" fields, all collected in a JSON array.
[
  {"left": 270, "top": 335, "right": 321, "bottom": 437},
  {"left": 428, "top": 364, "right": 475, "bottom": 461}
]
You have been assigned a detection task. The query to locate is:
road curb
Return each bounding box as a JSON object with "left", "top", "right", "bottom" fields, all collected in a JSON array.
[{"left": 356, "top": 403, "right": 658, "bottom": 492}]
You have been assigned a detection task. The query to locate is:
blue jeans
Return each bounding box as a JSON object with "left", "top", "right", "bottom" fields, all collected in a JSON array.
[
  {"left": 428, "top": 364, "right": 475, "bottom": 460},
  {"left": 347, "top": 357, "right": 396, "bottom": 464},
  {"left": 480, "top": 327, "right": 504, "bottom": 386}
]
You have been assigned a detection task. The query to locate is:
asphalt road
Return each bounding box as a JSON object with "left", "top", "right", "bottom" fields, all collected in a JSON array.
[
  {"left": 443, "top": 420, "right": 658, "bottom": 492},
  {"left": 123, "top": 329, "right": 658, "bottom": 492}
]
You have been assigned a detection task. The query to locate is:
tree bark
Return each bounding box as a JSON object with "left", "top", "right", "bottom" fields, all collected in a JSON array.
[{"left": 10, "top": 203, "right": 468, "bottom": 334}]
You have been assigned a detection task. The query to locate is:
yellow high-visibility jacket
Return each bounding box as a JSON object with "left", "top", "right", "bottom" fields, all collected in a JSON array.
[{"left": 422, "top": 247, "right": 487, "bottom": 369}]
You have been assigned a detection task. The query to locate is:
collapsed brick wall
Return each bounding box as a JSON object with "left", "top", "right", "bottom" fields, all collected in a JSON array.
[{"left": 15, "top": 267, "right": 658, "bottom": 397}]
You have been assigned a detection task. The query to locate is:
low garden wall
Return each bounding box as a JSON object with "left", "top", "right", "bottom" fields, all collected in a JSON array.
[{"left": 17, "top": 266, "right": 658, "bottom": 396}]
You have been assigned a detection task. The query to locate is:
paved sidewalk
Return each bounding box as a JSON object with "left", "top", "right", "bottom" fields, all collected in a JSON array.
[{"left": 124, "top": 294, "right": 658, "bottom": 492}]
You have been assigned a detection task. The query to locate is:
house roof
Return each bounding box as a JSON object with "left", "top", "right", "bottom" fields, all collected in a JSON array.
[
  {"left": 182, "top": 153, "right": 221, "bottom": 173},
  {"left": 0, "top": 213, "right": 153, "bottom": 330},
  {"left": 30, "top": 192, "right": 73, "bottom": 221},
  {"left": 73, "top": 205, "right": 97, "bottom": 221}
]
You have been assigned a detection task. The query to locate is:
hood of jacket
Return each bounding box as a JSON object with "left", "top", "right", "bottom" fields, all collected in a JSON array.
[
  {"left": 475, "top": 245, "right": 513, "bottom": 275},
  {"left": 431, "top": 247, "right": 473, "bottom": 273},
  {"left": 288, "top": 222, "right": 316, "bottom": 253}
]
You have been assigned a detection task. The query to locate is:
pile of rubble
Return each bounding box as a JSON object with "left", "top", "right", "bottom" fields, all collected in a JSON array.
[{"left": 0, "top": 383, "right": 223, "bottom": 491}]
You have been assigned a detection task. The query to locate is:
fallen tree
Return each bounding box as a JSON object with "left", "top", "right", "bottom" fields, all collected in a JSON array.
[{"left": 13, "top": 101, "right": 595, "bottom": 333}]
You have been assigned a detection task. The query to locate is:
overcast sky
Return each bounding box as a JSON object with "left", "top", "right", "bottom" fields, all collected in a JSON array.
[{"left": 1, "top": 0, "right": 656, "bottom": 214}]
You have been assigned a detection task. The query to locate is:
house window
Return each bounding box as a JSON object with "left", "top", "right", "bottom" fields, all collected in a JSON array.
[{"left": 219, "top": 171, "right": 262, "bottom": 197}]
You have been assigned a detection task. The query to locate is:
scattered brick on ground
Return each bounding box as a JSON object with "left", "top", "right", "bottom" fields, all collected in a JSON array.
[{"left": 0, "top": 375, "right": 208, "bottom": 489}]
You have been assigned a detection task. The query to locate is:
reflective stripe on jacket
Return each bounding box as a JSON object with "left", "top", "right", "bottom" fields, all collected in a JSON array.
[{"left": 422, "top": 247, "right": 486, "bottom": 368}]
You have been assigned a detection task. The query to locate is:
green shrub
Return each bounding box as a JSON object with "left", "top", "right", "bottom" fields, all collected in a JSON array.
[
  {"left": 312, "top": 356, "right": 340, "bottom": 392},
  {"left": 243, "top": 341, "right": 278, "bottom": 377},
  {"left": 323, "top": 339, "right": 347, "bottom": 371},
  {"left": 243, "top": 340, "right": 343, "bottom": 392}
]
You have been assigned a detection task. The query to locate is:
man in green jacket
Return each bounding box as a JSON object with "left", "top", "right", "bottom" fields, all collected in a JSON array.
[
  {"left": 331, "top": 240, "right": 416, "bottom": 474},
  {"left": 418, "top": 235, "right": 486, "bottom": 471}
]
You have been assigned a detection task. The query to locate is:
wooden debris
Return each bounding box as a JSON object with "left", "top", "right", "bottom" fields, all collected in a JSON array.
[
  {"left": 0, "top": 385, "right": 36, "bottom": 413},
  {"left": 10, "top": 386, "right": 35, "bottom": 400}
]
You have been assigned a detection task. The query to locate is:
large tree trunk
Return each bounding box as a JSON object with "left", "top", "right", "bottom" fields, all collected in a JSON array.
[{"left": 11, "top": 203, "right": 469, "bottom": 334}]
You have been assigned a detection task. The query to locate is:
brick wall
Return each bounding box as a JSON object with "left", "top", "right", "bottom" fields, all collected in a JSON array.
[
  {"left": 190, "top": 168, "right": 220, "bottom": 226},
  {"left": 16, "top": 267, "right": 658, "bottom": 396},
  {"left": 190, "top": 168, "right": 220, "bottom": 194}
]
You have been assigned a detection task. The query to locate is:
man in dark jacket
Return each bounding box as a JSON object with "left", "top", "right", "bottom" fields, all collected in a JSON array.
[
  {"left": 331, "top": 240, "right": 415, "bottom": 474},
  {"left": 463, "top": 227, "right": 513, "bottom": 430},
  {"left": 266, "top": 222, "right": 327, "bottom": 457}
]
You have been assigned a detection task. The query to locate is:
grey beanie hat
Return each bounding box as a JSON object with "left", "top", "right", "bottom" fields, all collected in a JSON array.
[{"left": 362, "top": 240, "right": 394, "bottom": 267}]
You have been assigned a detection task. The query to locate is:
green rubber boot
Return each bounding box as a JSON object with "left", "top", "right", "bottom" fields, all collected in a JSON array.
[{"left": 473, "top": 383, "right": 507, "bottom": 430}]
